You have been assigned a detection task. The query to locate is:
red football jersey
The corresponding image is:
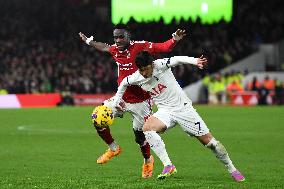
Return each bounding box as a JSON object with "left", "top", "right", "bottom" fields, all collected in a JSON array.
[{"left": 109, "top": 39, "right": 176, "bottom": 103}]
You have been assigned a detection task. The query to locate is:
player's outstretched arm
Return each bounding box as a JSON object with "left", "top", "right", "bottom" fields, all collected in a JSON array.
[
  {"left": 169, "top": 55, "right": 207, "bottom": 69},
  {"left": 149, "top": 29, "right": 186, "bottom": 53},
  {"left": 79, "top": 32, "right": 110, "bottom": 52}
]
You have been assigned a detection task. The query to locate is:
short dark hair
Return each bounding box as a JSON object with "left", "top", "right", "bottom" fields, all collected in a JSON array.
[
  {"left": 113, "top": 24, "right": 131, "bottom": 33},
  {"left": 135, "top": 52, "right": 154, "bottom": 69}
]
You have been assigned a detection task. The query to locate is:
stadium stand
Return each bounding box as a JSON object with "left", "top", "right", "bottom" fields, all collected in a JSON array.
[{"left": 0, "top": 0, "right": 283, "bottom": 105}]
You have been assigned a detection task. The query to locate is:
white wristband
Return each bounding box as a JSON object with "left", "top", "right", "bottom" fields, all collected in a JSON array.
[{"left": 86, "top": 36, "right": 94, "bottom": 45}]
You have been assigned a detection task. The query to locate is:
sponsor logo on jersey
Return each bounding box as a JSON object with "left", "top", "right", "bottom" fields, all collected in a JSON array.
[
  {"left": 149, "top": 83, "right": 167, "bottom": 96},
  {"left": 116, "top": 62, "right": 134, "bottom": 71}
]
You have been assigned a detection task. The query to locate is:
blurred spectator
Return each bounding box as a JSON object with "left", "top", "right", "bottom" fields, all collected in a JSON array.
[
  {"left": 274, "top": 80, "right": 284, "bottom": 105},
  {"left": 257, "top": 83, "right": 269, "bottom": 105},
  {"left": 58, "top": 91, "right": 74, "bottom": 106},
  {"left": 201, "top": 72, "right": 210, "bottom": 104},
  {"left": 208, "top": 74, "right": 226, "bottom": 104},
  {"left": 246, "top": 76, "right": 261, "bottom": 91},
  {"left": 226, "top": 80, "right": 243, "bottom": 95},
  {"left": 262, "top": 75, "right": 275, "bottom": 91},
  {"left": 0, "top": 84, "right": 8, "bottom": 94}
]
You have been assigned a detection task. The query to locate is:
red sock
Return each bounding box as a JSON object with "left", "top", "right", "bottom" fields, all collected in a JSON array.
[
  {"left": 95, "top": 126, "right": 114, "bottom": 145},
  {"left": 140, "top": 142, "right": 151, "bottom": 160}
]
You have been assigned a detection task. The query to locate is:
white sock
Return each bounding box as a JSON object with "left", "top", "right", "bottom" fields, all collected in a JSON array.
[
  {"left": 206, "top": 138, "right": 237, "bottom": 173},
  {"left": 108, "top": 141, "right": 118, "bottom": 151},
  {"left": 144, "top": 131, "right": 172, "bottom": 166}
]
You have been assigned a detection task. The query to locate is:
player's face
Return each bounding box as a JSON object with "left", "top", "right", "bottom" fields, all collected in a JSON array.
[
  {"left": 139, "top": 64, "right": 153, "bottom": 78},
  {"left": 113, "top": 29, "right": 130, "bottom": 51}
]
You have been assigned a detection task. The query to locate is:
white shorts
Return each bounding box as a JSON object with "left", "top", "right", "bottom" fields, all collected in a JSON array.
[
  {"left": 153, "top": 105, "right": 209, "bottom": 137},
  {"left": 103, "top": 97, "right": 152, "bottom": 131}
]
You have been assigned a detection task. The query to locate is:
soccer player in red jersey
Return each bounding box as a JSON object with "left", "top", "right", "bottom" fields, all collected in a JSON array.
[{"left": 79, "top": 24, "right": 185, "bottom": 178}]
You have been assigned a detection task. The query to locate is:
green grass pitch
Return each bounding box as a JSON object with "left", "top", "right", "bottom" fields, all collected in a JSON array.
[{"left": 0, "top": 106, "right": 284, "bottom": 189}]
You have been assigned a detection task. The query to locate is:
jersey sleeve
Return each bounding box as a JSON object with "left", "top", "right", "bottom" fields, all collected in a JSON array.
[
  {"left": 141, "top": 39, "right": 177, "bottom": 54},
  {"left": 113, "top": 77, "right": 130, "bottom": 106},
  {"left": 108, "top": 45, "right": 116, "bottom": 56},
  {"left": 153, "top": 58, "right": 172, "bottom": 71},
  {"left": 154, "top": 56, "right": 198, "bottom": 71},
  {"left": 169, "top": 56, "right": 197, "bottom": 67},
  {"left": 113, "top": 72, "right": 138, "bottom": 106}
]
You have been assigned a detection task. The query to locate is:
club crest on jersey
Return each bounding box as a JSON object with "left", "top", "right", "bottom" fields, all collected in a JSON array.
[
  {"left": 115, "top": 49, "right": 131, "bottom": 59},
  {"left": 127, "top": 52, "right": 131, "bottom": 59},
  {"left": 148, "top": 83, "right": 167, "bottom": 96}
]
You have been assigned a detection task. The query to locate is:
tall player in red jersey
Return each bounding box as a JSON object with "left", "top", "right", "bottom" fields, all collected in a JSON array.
[{"left": 79, "top": 24, "right": 185, "bottom": 178}]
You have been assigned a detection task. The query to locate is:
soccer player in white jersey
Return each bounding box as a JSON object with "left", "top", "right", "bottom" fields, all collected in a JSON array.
[{"left": 113, "top": 52, "right": 245, "bottom": 182}]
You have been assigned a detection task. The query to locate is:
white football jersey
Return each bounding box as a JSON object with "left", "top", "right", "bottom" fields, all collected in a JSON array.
[{"left": 114, "top": 56, "right": 198, "bottom": 110}]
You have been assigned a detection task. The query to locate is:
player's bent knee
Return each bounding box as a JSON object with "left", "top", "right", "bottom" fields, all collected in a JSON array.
[
  {"left": 142, "top": 118, "right": 155, "bottom": 131},
  {"left": 142, "top": 123, "right": 151, "bottom": 132},
  {"left": 143, "top": 116, "right": 167, "bottom": 133}
]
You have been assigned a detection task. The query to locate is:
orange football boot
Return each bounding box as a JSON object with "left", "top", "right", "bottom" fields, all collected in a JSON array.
[
  {"left": 142, "top": 155, "right": 154, "bottom": 178},
  {"left": 97, "top": 146, "right": 121, "bottom": 164}
]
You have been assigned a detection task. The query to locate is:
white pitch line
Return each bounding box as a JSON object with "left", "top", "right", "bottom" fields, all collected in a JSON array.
[{"left": 17, "top": 125, "right": 91, "bottom": 134}]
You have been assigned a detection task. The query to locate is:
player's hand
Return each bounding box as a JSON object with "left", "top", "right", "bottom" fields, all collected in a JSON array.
[
  {"left": 117, "top": 101, "right": 126, "bottom": 111},
  {"left": 115, "top": 104, "right": 123, "bottom": 112},
  {"left": 196, "top": 55, "right": 207, "bottom": 69},
  {"left": 79, "top": 32, "right": 87, "bottom": 42},
  {"left": 172, "top": 29, "right": 186, "bottom": 41},
  {"left": 114, "top": 100, "right": 125, "bottom": 112}
]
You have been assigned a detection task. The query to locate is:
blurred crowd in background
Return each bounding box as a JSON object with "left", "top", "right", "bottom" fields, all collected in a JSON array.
[
  {"left": 201, "top": 71, "right": 284, "bottom": 105},
  {"left": 0, "top": 0, "right": 284, "bottom": 100}
]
